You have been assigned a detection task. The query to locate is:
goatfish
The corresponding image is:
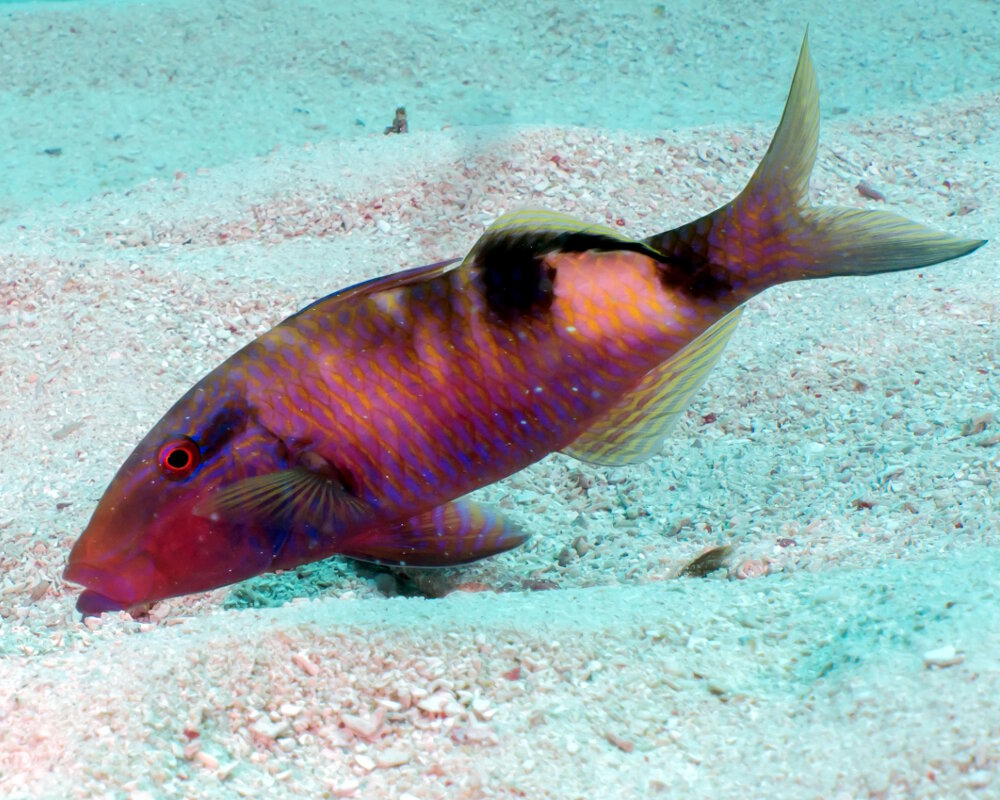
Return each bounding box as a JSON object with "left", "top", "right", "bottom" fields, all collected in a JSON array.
[{"left": 64, "top": 35, "right": 985, "bottom": 614}]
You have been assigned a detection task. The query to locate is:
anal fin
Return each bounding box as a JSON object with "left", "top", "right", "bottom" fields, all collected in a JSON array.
[
  {"left": 562, "top": 306, "right": 743, "bottom": 466},
  {"left": 335, "top": 498, "right": 529, "bottom": 567}
]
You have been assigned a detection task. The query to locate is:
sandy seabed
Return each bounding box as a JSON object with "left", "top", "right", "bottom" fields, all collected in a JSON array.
[{"left": 1, "top": 2, "right": 998, "bottom": 798}]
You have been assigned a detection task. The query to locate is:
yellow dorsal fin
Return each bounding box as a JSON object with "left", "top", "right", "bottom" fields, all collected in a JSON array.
[
  {"left": 562, "top": 307, "right": 743, "bottom": 466},
  {"left": 481, "top": 208, "right": 629, "bottom": 241},
  {"left": 463, "top": 208, "right": 663, "bottom": 266}
]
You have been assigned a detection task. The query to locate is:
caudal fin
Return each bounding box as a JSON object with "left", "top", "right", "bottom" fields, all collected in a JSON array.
[{"left": 646, "top": 33, "right": 986, "bottom": 288}]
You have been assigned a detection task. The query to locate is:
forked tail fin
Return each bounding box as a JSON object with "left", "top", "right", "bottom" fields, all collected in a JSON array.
[{"left": 646, "top": 33, "right": 986, "bottom": 291}]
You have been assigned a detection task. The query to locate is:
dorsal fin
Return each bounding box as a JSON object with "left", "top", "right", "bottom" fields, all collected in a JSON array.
[
  {"left": 478, "top": 209, "right": 630, "bottom": 242},
  {"left": 562, "top": 307, "right": 743, "bottom": 466},
  {"left": 465, "top": 209, "right": 664, "bottom": 265},
  {"left": 284, "top": 256, "right": 462, "bottom": 323}
]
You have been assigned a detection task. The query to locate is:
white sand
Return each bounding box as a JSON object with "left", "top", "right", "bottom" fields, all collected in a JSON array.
[{"left": 1, "top": 2, "right": 998, "bottom": 798}]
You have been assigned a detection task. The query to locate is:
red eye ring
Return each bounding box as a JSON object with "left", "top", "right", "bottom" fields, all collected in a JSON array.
[{"left": 157, "top": 438, "right": 201, "bottom": 479}]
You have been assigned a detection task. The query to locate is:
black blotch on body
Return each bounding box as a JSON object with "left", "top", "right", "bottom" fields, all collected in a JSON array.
[
  {"left": 656, "top": 256, "right": 733, "bottom": 302},
  {"left": 474, "top": 227, "right": 733, "bottom": 316},
  {"left": 647, "top": 225, "right": 734, "bottom": 301},
  {"left": 475, "top": 229, "right": 657, "bottom": 320},
  {"left": 478, "top": 236, "right": 556, "bottom": 319}
]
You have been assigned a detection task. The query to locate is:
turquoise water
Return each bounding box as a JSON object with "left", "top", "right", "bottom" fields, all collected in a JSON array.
[
  {"left": 1, "top": 0, "right": 996, "bottom": 214},
  {"left": 1, "top": 3, "right": 997, "bottom": 797}
]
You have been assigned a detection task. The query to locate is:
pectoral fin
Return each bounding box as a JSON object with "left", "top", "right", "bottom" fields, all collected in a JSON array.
[
  {"left": 193, "top": 465, "right": 371, "bottom": 536},
  {"left": 335, "top": 498, "right": 529, "bottom": 567}
]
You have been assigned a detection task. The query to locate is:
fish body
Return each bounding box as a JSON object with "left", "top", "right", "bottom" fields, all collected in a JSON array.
[{"left": 65, "top": 36, "right": 985, "bottom": 614}]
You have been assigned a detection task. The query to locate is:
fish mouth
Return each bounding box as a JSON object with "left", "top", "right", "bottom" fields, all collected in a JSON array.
[{"left": 63, "top": 556, "right": 155, "bottom": 615}]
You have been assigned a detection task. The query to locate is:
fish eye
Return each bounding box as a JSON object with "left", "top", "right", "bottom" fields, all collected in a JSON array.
[{"left": 157, "top": 438, "right": 201, "bottom": 479}]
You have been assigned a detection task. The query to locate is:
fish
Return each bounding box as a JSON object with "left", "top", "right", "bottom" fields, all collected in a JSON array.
[{"left": 64, "top": 35, "right": 986, "bottom": 615}]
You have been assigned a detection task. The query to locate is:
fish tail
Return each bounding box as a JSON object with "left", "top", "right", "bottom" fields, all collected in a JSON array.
[{"left": 646, "top": 32, "right": 986, "bottom": 291}]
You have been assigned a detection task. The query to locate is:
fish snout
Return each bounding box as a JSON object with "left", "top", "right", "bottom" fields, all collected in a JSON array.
[{"left": 63, "top": 551, "right": 155, "bottom": 614}]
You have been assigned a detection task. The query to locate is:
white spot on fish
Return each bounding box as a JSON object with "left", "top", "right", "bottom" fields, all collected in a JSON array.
[
  {"left": 373, "top": 288, "right": 409, "bottom": 326},
  {"left": 565, "top": 326, "right": 577, "bottom": 333}
]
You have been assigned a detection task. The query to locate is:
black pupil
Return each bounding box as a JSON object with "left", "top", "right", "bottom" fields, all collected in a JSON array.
[{"left": 166, "top": 447, "right": 191, "bottom": 470}]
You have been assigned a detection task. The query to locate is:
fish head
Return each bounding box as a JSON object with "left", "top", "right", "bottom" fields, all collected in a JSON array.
[{"left": 64, "top": 379, "right": 288, "bottom": 614}]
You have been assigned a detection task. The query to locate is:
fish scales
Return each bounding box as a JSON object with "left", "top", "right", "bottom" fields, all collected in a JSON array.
[
  {"left": 64, "top": 35, "right": 986, "bottom": 614},
  {"left": 249, "top": 249, "right": 682, "bottom": 514}
]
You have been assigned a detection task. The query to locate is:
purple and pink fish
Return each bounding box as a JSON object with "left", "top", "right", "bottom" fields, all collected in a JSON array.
[{"left": 65, "top": 36, "right": 985, "bottom": 614}]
